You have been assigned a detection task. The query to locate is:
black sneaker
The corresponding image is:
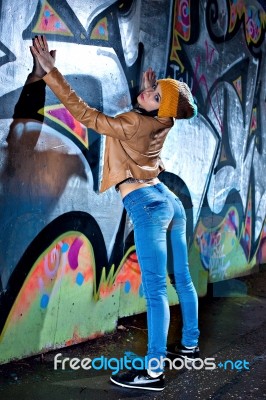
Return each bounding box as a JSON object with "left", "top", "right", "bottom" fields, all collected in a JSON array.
[
  {"left": 167, "top": 343, "right": 200, "bottom": 362},
  {"left": 110, "top": 369, "right": 165, "bottom": 391}
]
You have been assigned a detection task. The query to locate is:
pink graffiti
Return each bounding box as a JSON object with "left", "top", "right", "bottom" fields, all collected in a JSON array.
[
  {"left": 177, "top": 0, "right": 190, "bottom": 37},
  {"left": 44, "top": 245, "right": 61, "bottom": 278},
  {"left": 205, "top": 40, "right": 216, "bottom": 65},
  {"left": 229, "top": 0, "right": 264, "bottom": 45},
  {"left": 245, "top": 7, "right": 261, "bottom": 44},
  {"left": 193, "top": 55, "right": 223, "bottom": 130}
]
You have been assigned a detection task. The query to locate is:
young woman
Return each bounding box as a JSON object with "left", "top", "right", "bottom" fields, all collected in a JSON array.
[{"left": 31, "top": 35, "right": 200, "bottom": 391}]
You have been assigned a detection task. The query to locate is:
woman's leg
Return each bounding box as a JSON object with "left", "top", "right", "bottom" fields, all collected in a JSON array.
[
  {"left": 134, "top": 219, "right": 169, "bottom": 372},
  {"left": 169, "top": 195, "right": 199, "bottom": 347},
  {"left": 123, "top": 186, "right": 173, "bottom": 372}
]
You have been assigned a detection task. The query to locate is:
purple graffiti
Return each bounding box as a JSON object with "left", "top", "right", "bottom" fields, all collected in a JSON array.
[{"left": 68, "top": 238, "right": 84, "bottom": 270}]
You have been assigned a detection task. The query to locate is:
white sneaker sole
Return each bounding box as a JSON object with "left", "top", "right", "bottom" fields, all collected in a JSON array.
[{"left": 110, "top": 377, "right": 165, "bottom": 391}]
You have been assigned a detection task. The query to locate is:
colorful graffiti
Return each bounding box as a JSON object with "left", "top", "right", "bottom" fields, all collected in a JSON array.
[{"left": 0, "top": 0, "right": 265, "bottom": 363}]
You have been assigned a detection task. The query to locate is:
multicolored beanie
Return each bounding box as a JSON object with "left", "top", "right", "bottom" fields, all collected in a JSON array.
[{"left": 157, "top": 79, "right": 197, "bottom": 119}]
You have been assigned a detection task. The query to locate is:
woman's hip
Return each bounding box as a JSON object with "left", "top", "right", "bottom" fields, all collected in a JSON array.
[{"left": 122, "top": 184, "right": 172, "bottom": 227}]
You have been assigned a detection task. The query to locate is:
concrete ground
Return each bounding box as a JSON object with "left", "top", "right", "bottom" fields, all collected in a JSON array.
[{"left": 0, "top": 267, "right": 266, "bottom": 400}]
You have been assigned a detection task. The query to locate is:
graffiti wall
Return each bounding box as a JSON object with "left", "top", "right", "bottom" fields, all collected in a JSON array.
[{"left": 0, "top": 0, "right": 265, "bottom": 363}]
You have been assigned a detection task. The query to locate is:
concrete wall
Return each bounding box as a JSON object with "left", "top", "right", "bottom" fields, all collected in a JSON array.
[{"left": 0, "top": 0, "right": 265, "bottom": 363}]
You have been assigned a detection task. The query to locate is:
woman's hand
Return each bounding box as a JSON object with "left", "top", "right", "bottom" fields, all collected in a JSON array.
[
  {"left": 30, "top": 35, "right": 56, "bottom": 74},
  {"left": 30, "top": 39, "right": 56, "bottom": 79},
  {"left": 140, "top": 67, "right": 157, "bottom": 90}
]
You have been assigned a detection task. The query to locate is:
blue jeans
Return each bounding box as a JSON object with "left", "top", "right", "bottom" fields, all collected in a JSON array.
[{"left": 122, "top": 182, "right": 199, "bottom": 372}]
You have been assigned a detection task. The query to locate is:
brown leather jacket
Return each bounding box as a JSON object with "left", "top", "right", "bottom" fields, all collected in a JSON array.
[{"left": 43, "top": 68, "right": 174, "bottom": 192}]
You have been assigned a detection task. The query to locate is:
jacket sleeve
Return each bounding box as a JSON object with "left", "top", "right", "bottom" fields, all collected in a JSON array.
[{"left": 43, "top": 67, "right": 139, "bottom": 140}]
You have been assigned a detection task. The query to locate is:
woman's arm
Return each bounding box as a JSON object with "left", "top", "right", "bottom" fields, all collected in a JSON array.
[
  {"left": 43, "top": 68, "right": 140, "bottom": 140},
  {"left": 30, "top": 36, "right": 139, "bottom": 141}
]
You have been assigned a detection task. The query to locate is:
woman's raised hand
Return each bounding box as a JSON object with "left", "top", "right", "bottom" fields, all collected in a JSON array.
[
  {"left": 30, "top": 35, "right": 56, "bottom": 74},
  {"left": 141, "top": 67, "right": 157, "bottom": 90}
]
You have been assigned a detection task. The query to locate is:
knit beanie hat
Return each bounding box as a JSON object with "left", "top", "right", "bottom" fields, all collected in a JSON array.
[{"left": 157, "top": 79, "right": 197, "bottom": 119}]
